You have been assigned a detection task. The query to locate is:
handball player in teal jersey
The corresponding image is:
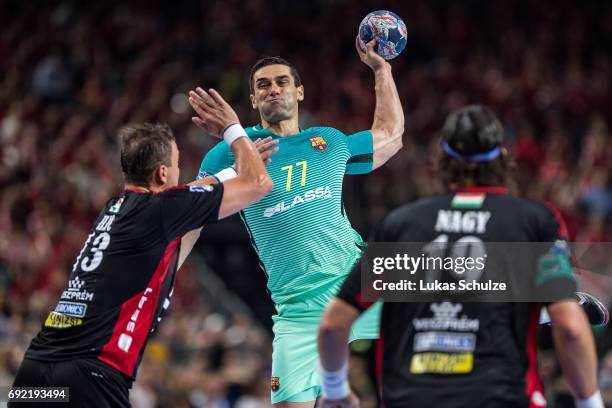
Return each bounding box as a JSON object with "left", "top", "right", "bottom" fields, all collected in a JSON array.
[{"left": 194, "top": 38, "right": 404, "bottom": 407}]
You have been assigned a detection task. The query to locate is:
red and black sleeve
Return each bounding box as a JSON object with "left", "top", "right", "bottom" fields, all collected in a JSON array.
[{"left": 159, "top": 184, "right": 224, "bottom": 241}]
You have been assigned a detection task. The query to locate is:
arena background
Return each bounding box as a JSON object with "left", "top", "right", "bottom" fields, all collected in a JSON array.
[{"left": 1, "top": 0, "right": 611, "bottom": 406}]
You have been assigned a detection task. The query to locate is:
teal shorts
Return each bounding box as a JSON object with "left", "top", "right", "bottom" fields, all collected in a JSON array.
[{"left": 270, "top": 288, "right": 381, "bottom": 404}]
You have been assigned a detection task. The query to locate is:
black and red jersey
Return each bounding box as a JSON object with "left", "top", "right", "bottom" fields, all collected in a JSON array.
[
  {"left": 337, "top": 187, "right": 576, "bottom": 408},
  {"left": 25, "top": 184, "right": 223, "bottom": 380}
]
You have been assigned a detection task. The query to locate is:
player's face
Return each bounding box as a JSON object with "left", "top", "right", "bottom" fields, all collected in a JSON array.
[{"left": 250, "top": 64, "right": 304, "bottom": 123}]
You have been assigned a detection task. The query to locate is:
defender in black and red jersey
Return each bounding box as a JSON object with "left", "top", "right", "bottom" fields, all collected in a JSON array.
[
  {"left": 317, "top": 106, "right": 605, "bottom": 408},
  {"left": 11, "top": 88, "right": 274, "bottom": 407}
]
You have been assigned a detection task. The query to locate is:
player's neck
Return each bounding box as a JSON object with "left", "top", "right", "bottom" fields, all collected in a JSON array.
[
  {"left": 261, "top": 117, "right": 300, "bottom": 137},
  {"left": 124, "top": 183, "right": 164, "bottom": 193}
]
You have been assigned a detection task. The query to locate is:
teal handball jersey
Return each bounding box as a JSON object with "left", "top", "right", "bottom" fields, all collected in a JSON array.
[{"left": 199, "top": 125, "right": 374, "bottom": 304}]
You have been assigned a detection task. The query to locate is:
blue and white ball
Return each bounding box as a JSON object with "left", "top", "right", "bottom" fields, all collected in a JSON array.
[{"left": 358, "top": 10, "right": 407, "bottom": 60}]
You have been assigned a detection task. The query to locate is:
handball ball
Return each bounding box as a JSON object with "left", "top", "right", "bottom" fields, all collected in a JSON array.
[{"left": 358, "top": 10, "right": 407, "bottom": 60}]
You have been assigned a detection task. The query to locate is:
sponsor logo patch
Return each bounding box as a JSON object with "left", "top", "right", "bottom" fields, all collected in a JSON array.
[
  {"left": 61, "top": 289, "right": 94, "bottom": 302},
  {"left": 62, "top": 276, "right": 94, "bottom": 302},
  {"left": 116, "top": 288, "right": 153, "bottom": 353},
  {"left": 414, "top": 332, "right": 476, "bottom": 352},
  {"left": 309, "top": 136, "right": 328, "bottom": 152},
  {"left": 431, "top": 302, "right": 462, "bottom": 318},
  {"left": 54, "top": 301, "right": 87, "bottom": 318},
  {"left": 413, "top": 302, "right": 480, "bottom": 332},
  {"left": 44, "top": 312, "right": 83, "bottom": 328},
  {"left": 263, "top": 186, "right": 332, "bottom": 218},
  {"left": 68, "top": 276, "right": 85, "bottom": 290},
  {"left": 109, "top": 196, "right": 124, "bottom": 214},
  {"left": 190, "top": 185, "right": 213, "bottom": 193},
  {"left": 410, "top": 352, "right": 473, "bottom": 374}
]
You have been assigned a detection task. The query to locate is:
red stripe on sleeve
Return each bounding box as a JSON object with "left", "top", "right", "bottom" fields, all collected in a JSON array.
[
  {"left": 526, "top": 304, "right": 547, "bottom": 408},
  {"left": 376, "top": 331, "right": 385, "bottom": 406},
  {"left": 542, "top": 202, "right": 569, "bottom": 239}
]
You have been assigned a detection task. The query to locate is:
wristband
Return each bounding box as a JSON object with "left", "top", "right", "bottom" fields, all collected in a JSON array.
[
  {"left": 223, "top": 123, "right": 248, "bottom": 146},
  {"left": 576, "top": 390, "right": 604, "bottom": 408},
  {"left": 319, "top": 361, "right": 350, "bottom": 400},
  {"left": 213, "top": 167, "right": 238, "bottom": 183}
]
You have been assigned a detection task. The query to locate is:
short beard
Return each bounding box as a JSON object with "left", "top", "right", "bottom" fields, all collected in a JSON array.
[{"left": 262, "top": 106, "right": 292, "bottom": 124}]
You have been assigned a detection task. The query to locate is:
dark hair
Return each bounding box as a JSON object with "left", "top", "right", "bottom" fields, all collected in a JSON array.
[
  {"left": 442, "top": 105, "right": 503, "bottom": 155},
  {"left": 439, "top": 154, "right": 511, "bottom": 188},
  {"left": 119, "top": 123, "right": 175, "bottom": 187},
  {"left": 439, "top": 105, "right": 510, "bottom": 188},
  {"left": 249, "top": 56, "right": 302, "bottom": 92}
]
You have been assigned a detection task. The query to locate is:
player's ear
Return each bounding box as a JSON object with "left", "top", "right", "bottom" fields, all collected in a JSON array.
[
  {"left": 250, "top": 93, "right": 257, "bottom": 109},
  {"left": 154, "top": 165, "right": 168, "bottom": 186},
  {"left": 297, "top": 85, "right": 304, "bottom": 102}
]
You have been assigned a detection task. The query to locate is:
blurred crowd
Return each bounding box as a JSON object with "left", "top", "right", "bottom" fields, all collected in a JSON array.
[{"left": 1, "top": 0, "right": 612, "bottom": 406}]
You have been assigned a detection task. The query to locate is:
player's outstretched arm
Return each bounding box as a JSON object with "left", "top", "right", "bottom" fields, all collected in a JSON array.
[
  {"left": 548, "top": 300, "right": 605, "bottom": 408},
  {"left": 187, "top": 87, "right": 273, "bottom": 218},
  {"left": 317, "top": 298, "right": 361, "bottom": 408},
  {"left": 357, "top": 37, "right": 405, "bottom": 170}
]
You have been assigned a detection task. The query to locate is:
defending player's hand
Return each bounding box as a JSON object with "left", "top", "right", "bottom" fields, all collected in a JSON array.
[
  {"left": 189, "top": 87, "right": 240, "bottom": 138},
  {"left": 356, "top": 36, "right": 389, "bottom": 72},
  {"left": 254, "top": 136, "right": 279, "bottom": 165},
  {"left": 319, "top": 392, "right": 360, "bottom": 408}
]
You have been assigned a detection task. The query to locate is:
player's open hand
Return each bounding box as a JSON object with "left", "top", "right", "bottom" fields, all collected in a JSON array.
[
  {"left": 356, "top": 36, "right": 390, "bottom": 72},
  {"left": 254, "top": 136, "right": 279, "bottom": 165},
  {"left": 189, "top": 87, "right": 240, "bottom": 138},
  {"left": 319, "top": 392, "right": 360, "bottom": 408}
]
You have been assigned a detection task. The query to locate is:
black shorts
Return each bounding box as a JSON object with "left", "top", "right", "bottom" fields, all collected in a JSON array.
[
  {"left": 384, "top": 385, "right": 530, "bottom": 408},
  {"left": 9, "top": 358, "right": 131, "bottom": 408}
]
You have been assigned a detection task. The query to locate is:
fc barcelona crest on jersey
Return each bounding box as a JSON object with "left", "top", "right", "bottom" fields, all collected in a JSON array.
[
  {"left": 310, "top": 136, "right": 328, "bottom": 152},
  {"left": 271, "top": 377, "right": 280, "bottom": 392}
]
